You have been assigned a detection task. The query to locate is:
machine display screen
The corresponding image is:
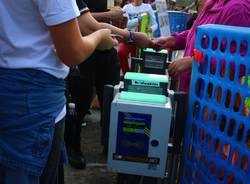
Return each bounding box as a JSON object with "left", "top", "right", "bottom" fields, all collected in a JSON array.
[
  {"left": 122, "top": 119, "right": 146, "bottom": 134},
  {"left": 144, "top": 53, "right": 165, "bottom": 69},
  {"left": 127, "top": 85, "right": 163, "bottom": 95},
  {"left": 116, "top": 112, "right": 152, "bottom": 157}
]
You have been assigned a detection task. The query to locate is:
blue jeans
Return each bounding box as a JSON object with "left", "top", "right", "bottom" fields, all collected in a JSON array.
[
  {"left": 0, "top": 165, "right": 39, "bottom": 184},
  {"left": 40, "top": 118, "right": 65, "bottom": 184},
  {"left": 0, "top": 68, "right": 66, "bottom": 179},
  {"left": 0, "top": 119, "right": 65, "bottom": 184}
]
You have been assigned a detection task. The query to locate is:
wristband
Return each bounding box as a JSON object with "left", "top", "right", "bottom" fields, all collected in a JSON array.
[{"left": 126, "top": 30, "right": 135, "bottom": 44}]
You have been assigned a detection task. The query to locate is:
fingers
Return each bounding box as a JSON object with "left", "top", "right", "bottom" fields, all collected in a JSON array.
[
  {"left": 152, "top": 38, "right": 168, "bottom": 50},
  {"left": 168, "top": 57, "right": 193, "bottom": 80},
  {"left": 97, "top": 31, "right": 119, "bottom": 50},
  {"left": 152, "top": 44, "right": 163, "bottom": 51},
  {"left": 168, "top": 62, "right": 177, "bottom": 79},
  {"left": 172, "top": 68, "right": 180, "bottom": 80},
  {"left": 111, "top": 37, "right": 119, "bottom": 46},
  {"left": 111, "top": 34, "right": 124, "bottom": 42},
  {"left": 152, "top": 42, "right": 165, "bottom": 51},
  {"left": 168, "top": 61, "right": 181, "bottom": 80},
  {"left": 135, "top": 32, "right": 154, "bottom": 48},
  {"left": 100, "top": 28, "right": 111, "bottom": 35}
]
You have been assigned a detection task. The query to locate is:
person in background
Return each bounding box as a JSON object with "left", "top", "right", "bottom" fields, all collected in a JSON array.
[
  {"left": 182, "top": 0, "right": 207, "bottom": 29},
  {"left": 0, "top": 0, "right": 118, "bottom": 184},
  {"left": 153, "top": 0, "right": 250, "bottom": 94},
  {"left": 181, "top": 0, "right": 206, "bottom": 29},
  {"left": 182, "top": 0, "right": 206, "bottom": 13},
  {"left": 118, "top": 0, "right": 158, "bottom": 76},
  {"left": 182, "top": 0, "right": 207, "bottom": 13},
  {"left": 64, "top": 0, "right": 153, "bottom": 170}
]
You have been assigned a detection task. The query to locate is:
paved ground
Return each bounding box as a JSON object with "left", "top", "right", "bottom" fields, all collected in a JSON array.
[{"left": 64, "top": 108, "right": 117, "bottom": 184}]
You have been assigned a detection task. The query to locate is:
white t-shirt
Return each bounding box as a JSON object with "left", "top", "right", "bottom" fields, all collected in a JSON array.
[
  {"left": 123, "top": 3, "right": 158, "bottom": 33},
  {"left": 0, "top": 0, "right": 80, "bottom": 122},
  {"left": 0, "top": 0, "right": 80, "bottom": 79}
]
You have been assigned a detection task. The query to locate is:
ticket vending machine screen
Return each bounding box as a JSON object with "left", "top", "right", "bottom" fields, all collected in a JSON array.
[
  {"left": 113, "top": 112, "right": 160, "bottom": 164},
  {"left": 144, "top": 53, "right": 165, "bottom": 69}
]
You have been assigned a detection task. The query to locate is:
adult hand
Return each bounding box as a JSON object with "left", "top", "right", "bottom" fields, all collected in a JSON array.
[
  {"left": 134, "top": 32, "right": 154, "bottom": 48},
  {"left": 96, "top": 29, "right": 118, "bottom": 50},
  {"left": 168, "top": 56, "right": 193, "bottom": 80},
  {"left": 109, "top": 6, "right": 124, "bottom": 26},
  {"left": 152, "top": 36, "right": 176, "bottom": 51}
]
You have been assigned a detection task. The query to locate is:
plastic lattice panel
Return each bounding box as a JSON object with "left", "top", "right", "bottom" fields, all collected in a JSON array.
[{"left": 180, "top": 24, "right": 250, "bottom": 184}]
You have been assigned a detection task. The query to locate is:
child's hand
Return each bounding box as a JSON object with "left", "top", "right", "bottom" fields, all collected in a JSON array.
[
  {"left": 134, "top": 32, "right": 154, "bottom": 48},
  {"left": 96, "top": 29, "right": 118, "bottom": 50},
  {"left": 168, "top": 56, "right": 193, "bottom": 80},
  {"left": 152, "top": 36, "right": 176, "bottom": 51}
]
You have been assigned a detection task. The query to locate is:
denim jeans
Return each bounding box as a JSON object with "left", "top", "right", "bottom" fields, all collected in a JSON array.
[
  {"left": 0, "top": 119, "right": 65, "bottom": 184},
  {"left": 0, "top": 165, "right": 39, "bottom": 184},
  {"left": 0, "top": 68, "right": 66, "bottom": 178},
  {"left": 40, "top": 118, "right": 65, "bottom": 184}
]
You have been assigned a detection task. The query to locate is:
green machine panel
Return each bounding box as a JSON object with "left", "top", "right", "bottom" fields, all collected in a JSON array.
[{"left": 124, "top": 72, "right": 168, "bottom": 96}]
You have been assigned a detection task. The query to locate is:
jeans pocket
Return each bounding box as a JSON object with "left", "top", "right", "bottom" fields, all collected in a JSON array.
[{"left": 32, "top": 122, "right": 54, "bottom": 159}]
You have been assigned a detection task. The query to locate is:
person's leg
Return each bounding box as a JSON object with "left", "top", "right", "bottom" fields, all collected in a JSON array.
[
  {"left": 71, "top": 75, "right": 94, "bottom": 154},
  {"left": 129, "top": 44, "right": 137, "bottom": 58},
  {"left": 64, "top": 74, "right": 87, "bottom": 169},
  {"left": 64, "top": 75, "right": 77, "bottom": 154},
  {"left": 95, "top": 48, "right": 120, "bottom": 105},
  {"left": 67, "top": 75, "right": 93, "bottom": 169},
  {"left": 64, "top": 55, "right": 96, "bottom": 169},
  {"left": 57, "top": 163, "right": 64, "bottom": 184},
  {"left": 77, "top": 54, "right": 97, "bottom": 124},
  {"left": 40, "top": 118, "right": 65, "bottom": 184},
  {"left": 95, "top": 49, "right": 120, "bottom": 154},
  {"left": 118, "top": 42, "right": 131, "bottom": 76}
]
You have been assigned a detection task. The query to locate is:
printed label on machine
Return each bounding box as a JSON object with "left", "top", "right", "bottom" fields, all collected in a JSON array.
[
  {"left": 115, "top": 112, "right": 153, "bottom": 159},
  {"left": 113, "top": 154, "right": 160, "bottom": 165},
  {"left": 132, "top": 80, "right": 160, "bottom": 87}
]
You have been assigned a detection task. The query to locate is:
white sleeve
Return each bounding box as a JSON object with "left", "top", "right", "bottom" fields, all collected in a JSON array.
[
  {"left": 123, "top": 4, "right": 129, "bottom": 17},
  {"left": 123, "top": 4, "right": 139, "bottom": 30},
  {"left": 33, "top": 0, "right": 80, "bottom": 26}
]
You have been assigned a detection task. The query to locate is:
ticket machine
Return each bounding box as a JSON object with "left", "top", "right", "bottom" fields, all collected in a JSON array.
[
  {"left": 131, "top": 48, "right": 168, "bottom": 75},
  {"left": 107, "top": 72, "right": 172, "bottom": 177}
]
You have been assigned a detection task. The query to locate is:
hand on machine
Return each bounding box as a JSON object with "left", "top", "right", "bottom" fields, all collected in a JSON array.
[
  {"left": 111, "top": 34, "right": 124, "bottom": 42},
  {"left": 96, "top": 29, "right": 119, "bottom": 50},
  {"left": 151, "top": 36, "right": 176, "bottom": 51}
]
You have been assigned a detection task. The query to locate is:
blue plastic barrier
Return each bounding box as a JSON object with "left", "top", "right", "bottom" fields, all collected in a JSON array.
[
  {"left": 168, "top": 11, "right": 189, "bottom": 33},
  {"left": 180, "top": 24, "right": 250, "bottom": 184}
]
